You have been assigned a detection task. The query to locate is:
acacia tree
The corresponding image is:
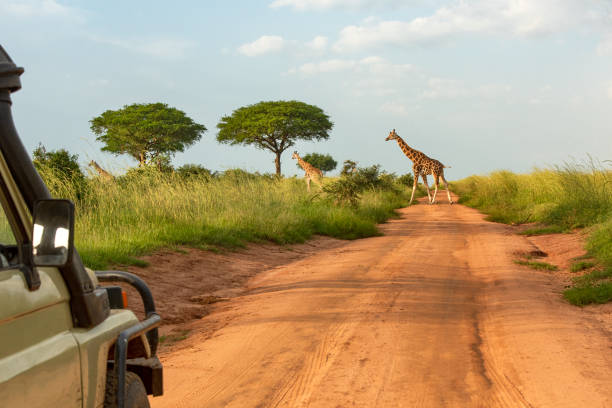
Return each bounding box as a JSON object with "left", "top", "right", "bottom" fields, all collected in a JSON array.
[
  {"left": 297, "top": 152, "right": 337, "bottom": 174},
  {"left": 90, "top": 103, "right": 206, "bottom": 168},
  {"left": 216, "top": 100, "right": 333, "bottom": 176}
]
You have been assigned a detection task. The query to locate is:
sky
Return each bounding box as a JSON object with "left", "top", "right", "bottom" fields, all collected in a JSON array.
[{"left": 1, "top": 0, "right": 611, "bottom": 179}]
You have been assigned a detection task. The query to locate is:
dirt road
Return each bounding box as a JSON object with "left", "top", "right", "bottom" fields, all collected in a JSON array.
[{"left": 151, "top": 198, "right": 612, "bottom": 407}]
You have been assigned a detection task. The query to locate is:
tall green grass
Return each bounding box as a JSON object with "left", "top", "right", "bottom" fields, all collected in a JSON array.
[
  {"left": 453, "top": 158, "right": 612, "bottom": 305},
  {"left": 454, "top": 159, "right": 612, "bottom": 228},
  {"left": 32, "top": 167, "right": 408, "bottom": 269}
]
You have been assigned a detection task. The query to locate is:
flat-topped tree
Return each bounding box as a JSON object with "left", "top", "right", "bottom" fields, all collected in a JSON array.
[
  {"left": 90, "top": 103, "right": 206, "bottom": 168},
  {"left": 216, "top": 100, "right": 333, "bottom": 176}
]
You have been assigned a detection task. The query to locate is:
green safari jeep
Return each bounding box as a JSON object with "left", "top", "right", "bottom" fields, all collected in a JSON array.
[{"left": 0, "top": 46, "right": 163, "bottom": 407}]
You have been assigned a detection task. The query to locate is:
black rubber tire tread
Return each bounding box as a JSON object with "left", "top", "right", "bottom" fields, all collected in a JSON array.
[
  {"left": 125, "top": 371, "right": 150, "bottom": 408},
  {"left": 103, "top": 370, "right": 150, "bottom": 408},
  {"left": 103, "top": 368, "right": 118, "bottom": 408}
]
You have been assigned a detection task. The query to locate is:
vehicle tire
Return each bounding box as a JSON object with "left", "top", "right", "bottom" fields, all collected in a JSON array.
[{"left": 104, "top": 370, "right": 150, "bottom": 408}]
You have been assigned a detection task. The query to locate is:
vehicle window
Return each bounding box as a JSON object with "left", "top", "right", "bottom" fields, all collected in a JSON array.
[
  {"left": 0, "top": 182, "right": 19, "bottom": 268},
  {"left": 0, "top": 210, "right": 16, "bottom": 246}
]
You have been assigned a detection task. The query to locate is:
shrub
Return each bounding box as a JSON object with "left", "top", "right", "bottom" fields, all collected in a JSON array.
[
  {"left": 323, "top": 177, "right": 361, "bottom": 206},
  {"left": 32, "top": 144, "right": 88, "bottom": 201},
  {"left": 396, "top": 173, "right": 414, "bottom": 187},
  {"left": 340, "top": 160, "right": 357, "bottom": 176},
  {"left": 323, "top": 164, "right": 399, "bottom": 206},
  {"left": 175, "top": 164, "right": 214, "bottom": 180}
]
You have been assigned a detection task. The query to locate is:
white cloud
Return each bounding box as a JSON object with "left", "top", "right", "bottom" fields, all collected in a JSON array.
[
  {"left": 91, "top": 36, "right": 196, "bottom": 60},
  {"left": 333, "top": 0, "right": 605, "bottom": 52},
  {"left": 607, "top": 82, "right": 612, "bottom": 100},
  {"left": 422, "top": 78, "right": 468, "bottom": 99},
  {"left": 379, "top": 101, "right": 411, "bottom": 115},
  {"left": 597, "top": 35, "right": 612, "bottom": 56},
  {"left": 292, "top": 59, "right": 357, "bottom": 75},
  {"left": 288, "top": 55, "right": 412, "bottom": 77},
  {"left": 422, "top": 77, "right": 512, "bottom": 100},
  {"left": 0, "top": 0, "right": 84, "bottom": 22},
  {"left": 269, "top": 0, "right": 402, "bottom": 11},
  {"left": 238, "top": 35, "right": 286, "bottom": 57},
  {"left": 305, "top": 36, "right": 329, "bottom": 52}
]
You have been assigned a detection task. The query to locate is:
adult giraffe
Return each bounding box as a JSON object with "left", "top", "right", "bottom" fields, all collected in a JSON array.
[{"left": 385, "top": 129, "right": 453, "bottom": 205}]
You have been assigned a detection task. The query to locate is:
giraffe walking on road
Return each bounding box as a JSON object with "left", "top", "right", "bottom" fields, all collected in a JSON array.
[
  {"left": 292, "top": 151, "right": 323, "bottom": 192},
  {"left": 385, "top": 129, "right": 453, "bottom": 205}
]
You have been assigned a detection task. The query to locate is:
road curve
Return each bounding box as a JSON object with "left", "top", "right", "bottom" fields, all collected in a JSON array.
[{"left": 152, "top": 198, "right": 612, "bottom": 408}]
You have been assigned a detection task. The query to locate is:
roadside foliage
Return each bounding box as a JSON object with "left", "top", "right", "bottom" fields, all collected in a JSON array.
[
  {"left": 453, "top": 159, "right": 612, "bottom": 305},
  {"left": 28, "top": 167, "right": 412, "bottom": 270}
]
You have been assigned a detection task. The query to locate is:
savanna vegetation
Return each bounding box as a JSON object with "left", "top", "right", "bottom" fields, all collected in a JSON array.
[
  {"left": 453, "top": 158, "right": 612, "bottom": 306},
  {"left": 90, "top": 102, "right": 206, "bottom": 169},
  {"left": 1, "top": 98, "right": 422, "bottom": 272},
  {"left": 34, "top": 159, "right": 414, "bottom": 270},
  {"left": 217, "top": 101, "right": 333, "bottom": 176}
]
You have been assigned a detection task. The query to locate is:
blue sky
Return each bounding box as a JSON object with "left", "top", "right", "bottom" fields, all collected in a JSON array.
[{"left": 1, "top": 0, "right": 611, "bottom": 179}]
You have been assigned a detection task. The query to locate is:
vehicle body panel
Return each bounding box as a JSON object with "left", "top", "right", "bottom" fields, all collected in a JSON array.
[
  {"left": 0, "top": 267, "right": 81, "bottom": 407},
  {"left": 73, "top": 309, "right": 141, "bottom": 408}
]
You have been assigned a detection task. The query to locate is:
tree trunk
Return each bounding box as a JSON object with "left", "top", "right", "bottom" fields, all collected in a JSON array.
[
  {"left": 139, "top": 152, "right": 145, "bottom": 167},
  {"left": 274, "top": 151, "right": 281, "bottom": 176}
]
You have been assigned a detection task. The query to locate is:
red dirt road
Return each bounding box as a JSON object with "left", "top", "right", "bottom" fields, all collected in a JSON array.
[{"left": 151, "top": 199, "right": 612, "bottom": 407}]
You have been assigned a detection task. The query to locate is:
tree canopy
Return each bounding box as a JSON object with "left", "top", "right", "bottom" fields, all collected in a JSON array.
[
  {"left": 90, "top": 103, "right": 206, "bottom": 167},
  {"left": 216, "top": 100, "right": 333, "bottom": 176},
  {"left": 297, "top": 152, "right": 337, "bottom": 174}
]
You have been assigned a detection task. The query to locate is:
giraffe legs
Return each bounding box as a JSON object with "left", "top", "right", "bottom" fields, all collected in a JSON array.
[
  {"left": 409, "top": 173, "right": 418, "bottom": 205},
  {"left": 441, "top": 175, "right": 453, "bottom": 204},
  {"left": 422, "top": 174, "right": 432, "bottom": 204},
  {"left": 306, "top": 177, "right": 311, "bottom": 192},
  {"left": 432, "top": 175, "right": 440, "bottom": 204}
]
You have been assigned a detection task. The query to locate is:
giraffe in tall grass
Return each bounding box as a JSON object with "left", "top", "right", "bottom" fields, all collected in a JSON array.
[
  {"left": 291, "top": 151, "right": 323, "bottom": 192},
  {"left": 385, "top": 129, "right": 453, "bottom": 205},
  {"left": 89, "top": 160, "right": 114, "bottom": 181}
]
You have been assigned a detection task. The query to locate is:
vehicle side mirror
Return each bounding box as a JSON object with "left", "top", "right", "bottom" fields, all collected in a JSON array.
[{"left": 32, "top": 199, "right": 75, "bottom": 267}]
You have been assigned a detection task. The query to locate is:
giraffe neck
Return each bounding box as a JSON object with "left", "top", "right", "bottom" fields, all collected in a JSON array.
[
  {"left": 395, "top": 136, "right": 425, "bottom": 163},
  {"left": 92, "top": 161, "right": 110, "bottom": 176},
  {"left": 297, "top": 157, "right": 309, "bottom": 171}
]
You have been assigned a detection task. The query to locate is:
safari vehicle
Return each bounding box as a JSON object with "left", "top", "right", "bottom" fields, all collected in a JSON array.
[{"left": 0, "top": 46, "right": 162, "bottom": 407}]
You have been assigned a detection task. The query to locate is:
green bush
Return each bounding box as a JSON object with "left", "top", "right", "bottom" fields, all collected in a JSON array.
[
  {"left": 396, "top": 173, "right": 414, "bottom": 187},
  {"left": 33, "top": 144, "right": 88, "bottom": 201},
  {"left": 323, "top": 164, "right": 401, "bottom": 206},
  {"left": 175, "top": 164, "right": 215, "bottom": 180}
]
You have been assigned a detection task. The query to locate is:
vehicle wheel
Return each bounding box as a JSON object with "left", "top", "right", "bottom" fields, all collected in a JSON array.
[{"left": 104, "top": 370, "right": 150, "bottom": 408}]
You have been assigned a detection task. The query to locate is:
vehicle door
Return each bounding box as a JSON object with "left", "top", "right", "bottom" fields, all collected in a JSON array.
[{"left": 0, "top": 169, "right": 82, "bottom": 407}]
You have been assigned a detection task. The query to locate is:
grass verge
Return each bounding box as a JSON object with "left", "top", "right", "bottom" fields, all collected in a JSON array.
[
  {"left": 518, "top": 226, "right": 566, "bottom": 236},
  {"left": 563, "top": 268, "right": 612, "bottom": 305},
  {"left": 453, "top": 158, "right": 612, "bottom": 305},
  {"left": 160, "top": 329, "right": 191, "bottom": 345},
  {"left": 33, "top": 167, "right": 410, "bottom": 269},
  {"left": 513, "top": 259, "right": 558, "bottom": 271},
  {"left": 570, "top": 261, "right": 596, "bottom": 273}
]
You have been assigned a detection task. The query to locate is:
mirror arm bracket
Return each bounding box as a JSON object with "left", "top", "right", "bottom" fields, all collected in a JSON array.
[{"left": 19, "top": 242, "right": 40, "bottom": 291}]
